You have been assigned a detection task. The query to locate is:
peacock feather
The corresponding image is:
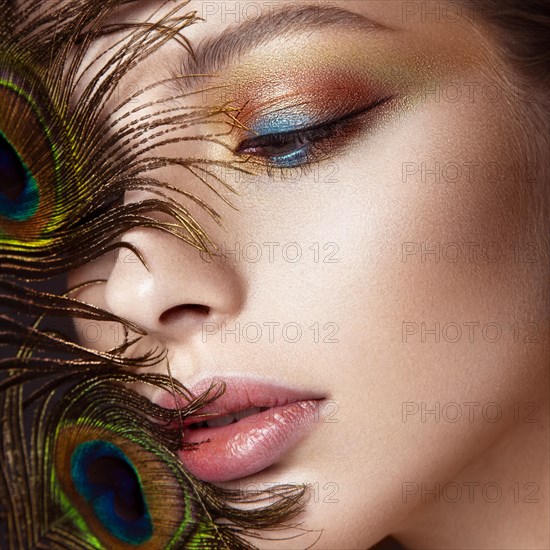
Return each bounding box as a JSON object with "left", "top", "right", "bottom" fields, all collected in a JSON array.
[
  {"left": 0, "top": 1, "right": 310, "bottom": 548},
  {"left": 0, "top": 0, "right": 247, "bottom": 276}
]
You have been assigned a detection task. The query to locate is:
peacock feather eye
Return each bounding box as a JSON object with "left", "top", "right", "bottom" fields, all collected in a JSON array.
[
  {"left": 54, "top": 422, "right": 202, "bottom": 550},
  {"left": 0, "top": 60, "right": 65, "bottom": 244},
  {"left": 0, "top": 131, "right": 39, "bottom": 221},
  {"left": 70, "top": 441, "right": 154, "bottom": 545}
]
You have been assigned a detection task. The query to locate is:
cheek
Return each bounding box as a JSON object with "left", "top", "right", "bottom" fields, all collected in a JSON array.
[
  {"left": 241, "top": 79, "right": 547, "bottom": 540},
  {"left": 327, "top": 78, "right": 546, "bottom": 403}
]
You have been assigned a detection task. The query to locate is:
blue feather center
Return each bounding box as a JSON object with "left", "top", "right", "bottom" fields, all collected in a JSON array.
[
  {"left": 0, "top": 131, "right": 39, "bottom": 222},
  {"left": 70, "top": 440, "right": 154, "bottom": 545}
]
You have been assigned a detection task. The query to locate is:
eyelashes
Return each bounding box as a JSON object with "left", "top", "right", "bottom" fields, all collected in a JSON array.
[
  {"left": 71, "top": 96, "right": 392, "bottom": 226},
  {"left": 235, "top": 96, "right": 393, "bottom": 170},
  {"left": 236, "top": 118, "right": 346, "bottom": 169}
]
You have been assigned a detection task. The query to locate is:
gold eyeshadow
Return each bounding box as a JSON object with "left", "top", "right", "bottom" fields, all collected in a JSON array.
[
  {"left": 219, "top": 36, "right": 395, "bottom": 130},
  {"left": 200, "top": 27, "right": 479, "bottom": 170}
]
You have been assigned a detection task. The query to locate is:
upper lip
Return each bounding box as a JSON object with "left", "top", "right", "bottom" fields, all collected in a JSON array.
[{"left": 155, "top": 376, "right": 325, "bottom": 426}]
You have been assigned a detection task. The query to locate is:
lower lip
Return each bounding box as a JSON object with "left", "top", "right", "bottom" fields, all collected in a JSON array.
[{"left": 178, "top": 400, "right": 321, "bottom": 483}]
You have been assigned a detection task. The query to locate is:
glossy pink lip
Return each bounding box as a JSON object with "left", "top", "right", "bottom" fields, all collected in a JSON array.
[{"left": 157, "top": 378, "right": 325, "bottom": 483}]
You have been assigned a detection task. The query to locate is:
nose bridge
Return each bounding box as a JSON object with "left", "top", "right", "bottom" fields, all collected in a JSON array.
[{"left": 104, "top": 224, "right": 246, "bottom": 343}]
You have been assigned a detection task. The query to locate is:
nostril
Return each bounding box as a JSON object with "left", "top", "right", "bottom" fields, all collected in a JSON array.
[{"left": 159, "top": 304, "right": 211, "bottom": 325}]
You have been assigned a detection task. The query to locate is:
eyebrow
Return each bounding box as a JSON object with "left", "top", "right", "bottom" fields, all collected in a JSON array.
[{"left": 177, "top": 5, "right": 381, "bottom": 87}]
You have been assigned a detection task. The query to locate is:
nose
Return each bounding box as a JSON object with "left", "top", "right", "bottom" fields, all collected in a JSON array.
[{"left": 104, "top": 226, "right": 245, "bottom": 344}]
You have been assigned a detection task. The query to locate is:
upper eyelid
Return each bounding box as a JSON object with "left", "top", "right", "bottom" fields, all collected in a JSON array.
[
  {"left": 236, "top": 120, "right": 338, "bottom": 152},
  {"left": 238, "top": 96, "right": 394, "bottom": 146}
]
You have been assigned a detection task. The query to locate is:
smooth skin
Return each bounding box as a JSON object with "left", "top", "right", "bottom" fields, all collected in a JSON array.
[{"left": 68, "top": 1, "right": 549, "bottom": 548}]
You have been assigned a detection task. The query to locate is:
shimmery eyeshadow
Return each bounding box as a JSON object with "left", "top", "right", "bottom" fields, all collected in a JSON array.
[
  {"left": 249, "top": 112, "right": 312, "bottom": 135},
  {"left": 269, "top": 148, "right": 310, "bottom": 168},
  {"left": 217, "top": 35, "right": 408, "bottom": 139},
  {"left": 216, "top": 26, "right": 476, "bottom": 118},
  {"left": 206, "top": 27, "right": 479, "bottom": 169}
]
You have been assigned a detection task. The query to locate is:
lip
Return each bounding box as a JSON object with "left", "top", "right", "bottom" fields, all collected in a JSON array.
[{"left": 156, "top": 378, "right": 325, "bottom": 483}]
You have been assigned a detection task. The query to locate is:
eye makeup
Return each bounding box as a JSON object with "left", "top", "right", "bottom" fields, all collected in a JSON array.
[
  {"left": 240, "top": 110, "right": 318, "bottom": 168},
  {"left": 235, "top": 97, "right": 393, "bottom": 169},
  {"left": 209, "top": 33, "right": 410, "bottom": 171},
  {"left": 206, "top": 28, "right": 476, "bottom": 173}
]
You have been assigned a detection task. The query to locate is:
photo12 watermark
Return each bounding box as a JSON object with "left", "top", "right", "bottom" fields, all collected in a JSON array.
[
  {"left": 201, "top": 321, "right": 340, "bottom": 344},
  {"left": 402, "top": 481, "right": 539, "bottom": 504},
  {"left": 402, "top": 2, "right": 521, "bottom": 24},
  {"left": 401, "top": 241, "right": 542, "bottom": 264},
  {"left": 234, "top": 480, "right": 340, "bottom": 504},
  {"left": 201, "top": 1, "right": 321, "bottom": 24},
  {"left": 402, "top": 321, "right": 540, "bottom": 344},
  {"left": 200, "top": 242, "right": 341, "bottom": 264},
  {"left": 401, "top": 161, "right": 539, "bottom": 185},
  {"left": 402, "top": 401, "right": 540, "bottom": 424}
]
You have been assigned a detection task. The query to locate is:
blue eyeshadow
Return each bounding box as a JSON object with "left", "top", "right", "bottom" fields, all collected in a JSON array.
[
  {"left": 250, "top": 111, "right": 312, "bottom": 136},
  {"left": 249, "top": 111, "right": 313, "bottom": 168}
]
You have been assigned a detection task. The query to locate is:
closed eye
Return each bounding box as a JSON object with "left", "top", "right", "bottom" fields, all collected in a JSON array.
[{"left": 235, "top": 96, "right": 393, "bottom": 169}]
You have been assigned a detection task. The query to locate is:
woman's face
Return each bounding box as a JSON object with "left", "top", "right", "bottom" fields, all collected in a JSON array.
[{"left": 68, "top": 1, "right": 549, "bottom": 547}]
